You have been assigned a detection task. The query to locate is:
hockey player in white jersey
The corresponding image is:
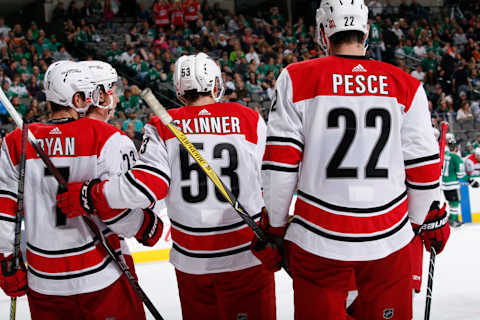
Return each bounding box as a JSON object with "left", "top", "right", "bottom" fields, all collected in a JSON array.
[
  {"left": 57, "top": 53, "right": 276, "bottom": 320},
  {"left": 251, "top": 1, "right": 449, "bottom": 319},
  {"left": 80, "top": 59, "right": 165, "bottom": 289},
  {"left": 465, "top": 148, "right": 480, "bottom": 177},
  {"left": 0, "top": 61, "right": 161, "bottom": 319}
]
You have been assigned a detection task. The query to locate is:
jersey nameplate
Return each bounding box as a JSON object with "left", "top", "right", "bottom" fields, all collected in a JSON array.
[
  {"left": 332, "top": 74, "right": 389, "bottom": 95},
  {"left": 172, "top": 116, "right": 241, "bottom": 134},
  {"left": 36, "top": 137, "right": 76, "bottom": 156}
]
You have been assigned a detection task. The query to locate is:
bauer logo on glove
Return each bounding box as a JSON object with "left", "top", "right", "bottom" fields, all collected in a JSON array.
[{"left": 420, "top": 215, "right": 448, "bottom": 231}]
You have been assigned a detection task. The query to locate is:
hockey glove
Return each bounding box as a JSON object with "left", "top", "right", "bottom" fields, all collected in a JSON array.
[
  {"left": 468, "top": 178, "right": 479, "bottom": 188},
  {"left": 419, "top": 201, "right": 450, "bottom": 254},
  {"left": 250, "top": 208, "right": 286, "bottom": 272},
  {"left": 135, "top": 208, "right": 163, "bottom": 247},
  {"left": 57, "top": 180, "right": 112, "bottom": 218},
  {"left": 0, "top": 254, "right": 27, "bottom": 298}
]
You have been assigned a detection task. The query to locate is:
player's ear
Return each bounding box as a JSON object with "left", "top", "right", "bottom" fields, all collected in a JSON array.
[
  {"left": 363, "top": 25, "right": 370, "bottom": 43},
  {"left": 72, "top": 92, "right": 84, "bottom": 109}
]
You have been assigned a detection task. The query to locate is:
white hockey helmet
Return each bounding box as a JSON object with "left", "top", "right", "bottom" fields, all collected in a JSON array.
[
  {"left": 79, "top": 60, "right": 118, "bottom": 109},
  {"left": 173, "top": 52, "right": 224, "bottom": 103},
  {"left": 44, "top": 61, "right": 99, "bottom": 113},
  {"left": 474, "top": 148, "right": 480, "bottom": 159},
  {"left": 446, "top": 132, "right": 455, "bottom": 143},
  {"left": 316, "top": 0, "right": 369, "bottom": 52}
]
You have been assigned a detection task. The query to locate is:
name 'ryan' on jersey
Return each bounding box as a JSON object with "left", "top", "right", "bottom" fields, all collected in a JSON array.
[{"left": 263, "top": 55, "right": 441, "bottom": 261}]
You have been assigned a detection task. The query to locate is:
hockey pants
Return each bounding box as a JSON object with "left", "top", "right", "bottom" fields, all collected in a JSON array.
[
  {"left": 175, "top": 264, "right": 276, "bottom": 320},
  {"left": 27, "top": 254, "right": 145, "bottom": 320},
  {"left": 288, "top": 241, "right": 412, "bottom": 320}
]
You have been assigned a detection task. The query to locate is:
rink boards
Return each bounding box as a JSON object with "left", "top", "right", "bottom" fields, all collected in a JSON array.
[{"left": 459, "top": 177, "right": 480, "bottom": 223}]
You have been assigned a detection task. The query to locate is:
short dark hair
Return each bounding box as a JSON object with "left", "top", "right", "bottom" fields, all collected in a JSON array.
[
  {"left": 50, "top": 101, "right": 71, "bottom": 113},
  {"left": 330, "top": 31, "right": 365, "bottom": 47},
  {"left": 182, "top": 90, "right": 211, "bottom": 104}
]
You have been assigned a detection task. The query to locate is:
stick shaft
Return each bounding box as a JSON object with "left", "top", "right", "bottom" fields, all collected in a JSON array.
[
  {"left": 424, "top": 122, "right": 448, "bottom": 320},
  {"left": 9, "top": 123, "right": 28, "bottom": 320}
]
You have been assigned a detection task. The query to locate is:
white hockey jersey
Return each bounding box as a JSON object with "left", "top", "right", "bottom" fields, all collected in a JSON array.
[
  {"left": 465, "top": 153, "right": 480, "bottom": 177},
  {"left": 0, "top": 118, "right": 144, "bottom": 295},
  {"left": 102, "top": 102, "right": 266, "bottom": 274},
  {"left": 263, "top": 56, "right": 441, "bottom": 261}
]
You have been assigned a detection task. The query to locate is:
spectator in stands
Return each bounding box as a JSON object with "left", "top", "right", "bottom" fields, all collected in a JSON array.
[
  {"left": 413, "top": 39, "right": 427, "bottom": 58},
  {"left": 10, "top": 96, "right": 27, "bottom": 116},
  {"left": 452, "top": 61, "right": 469, "bottom": 95},
  {"left": 470, "top": 100, "right": 480, "bottom": 122},
  {"left": 53, "top": 45, "right": 72, "bottom": 61},
  {"left": 171, "top": 1, "right": 185, "bottom": 28},
  {"left": 119, "top": 46, "right": 136, "bottom": 65},
  {"left": 411, "top": 64, "right": 425, "bottom": 82},
  {"left": 125, "top": 25, "right": 141, "bottom": 48},
  {"left": 368, "top": 0, "right": 383, "bottom": 17},
  {"left": 0, "top": 17, "right": 11, "bottom": 38},
  {"left": 122, "top": 110, "right": 144, "bottom": 133},
  {"left": 125, "top": 120, "right": 143, "bottom": 150},
  {"left": 457, "top": 100, "right": 473, "bottom": 120}
]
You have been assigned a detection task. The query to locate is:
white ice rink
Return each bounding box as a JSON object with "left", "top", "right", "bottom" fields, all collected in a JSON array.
[{"left": 2, "top": 223, "right": 480, "bottom": 319}]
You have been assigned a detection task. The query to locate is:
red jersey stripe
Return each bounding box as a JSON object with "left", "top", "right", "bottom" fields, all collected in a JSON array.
[
  {"left": 263, "top": 145, "right": 302, "bottom": 165},
  {"left": 295, "top": 197, "right": 408, "bottom": 234},
  {"left": 131, "top": 170, "right": 169, "bottom": 200},
  {"left": 0, "top": 197, "right": 17, "bottom": 216},
  {"left": 171, "top": 225, "right": 253, "bottom": 251},
  {"left": 26, "top": 234, "right": 121, "bottom": 274},
  {"left": 406, "top": 162, "right": 441, "bottom": 183}
]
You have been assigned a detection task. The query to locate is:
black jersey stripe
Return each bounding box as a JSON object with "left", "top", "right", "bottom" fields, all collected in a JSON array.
[
  {"left": 28, "top": 256, "right": 114, "bottom": 280},
  {"left": 297, "top": 189, "right": 407, "bottom": 214},
  {"left": 125, "top": 171, "right": 156, "bottom": 204},
  {"left": 27, "top": 229, "right": 113, "bottom": 255},
  {"left": 133, "top": 165, "right": 171, "bottom": 184},
  {"left": 27, "top": 240, "right": 96, "bottom": 255},
  {"left": 291, "top": 215, "right": 409, "bottom": 242},
  {"left": 172, "top": 242, "right": 250, "bottom": 258},
  {"left": 170, "top": 213, "right": 261, "bottom": 233},
  {"left": 0, "top": 215, "right": 16, "bottom": 222},
  {"left": 406, "top": 181, "right": 440, "bottom": 190},
  {"left": 104, "top": 209, "right": 132, "bottom": 225},
  {"left": 262, "top": 164, "right": 299, "bottom": 172},
  {"left": 266, "top": 136, "right": 304, "bottom": 150},
  {"left": 0, "top": 190, "right": 17, "bottom": 199},
  {"left": 404, "top": 154, "right": 439, "bottom": 166}
]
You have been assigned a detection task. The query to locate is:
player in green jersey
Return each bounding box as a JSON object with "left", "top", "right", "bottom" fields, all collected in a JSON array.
[{"left": 442, "top": 138, "right": 479, "bottom": 227}]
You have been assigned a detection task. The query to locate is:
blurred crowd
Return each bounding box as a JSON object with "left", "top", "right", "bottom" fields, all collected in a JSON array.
[{"left": 0, "top": 0, "right": 479, "bottom": 151}]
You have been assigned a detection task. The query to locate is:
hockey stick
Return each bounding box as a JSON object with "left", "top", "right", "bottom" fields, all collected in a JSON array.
[
  {"left": 140, "top": 88, "right": 291, "bottom": 274},
  {"left": 0, "top": 89, "right": 164, "bottom": 320},
  {"left": 424, "top": 121, "right": 449, "bottom": 320},
  {"left": 9, "top": 123, "right": 28, "bottom": 320}
]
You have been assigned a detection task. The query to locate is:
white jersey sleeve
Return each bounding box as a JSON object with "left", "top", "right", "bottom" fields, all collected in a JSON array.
[
  {"left": 103, "top": 123, "right": 170, "bottom": 209},
  {"left": 0, "top": 140, "right": 18, "bottom": 255},
  {"left": 96, "top": 132, "right": 144, "bottom": 237},
  {"left": 401, "top": 85, "right": 442, "bottom": 225},
  {"left": 262, "top": 69, "right": 304, "bottom": 228}
]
